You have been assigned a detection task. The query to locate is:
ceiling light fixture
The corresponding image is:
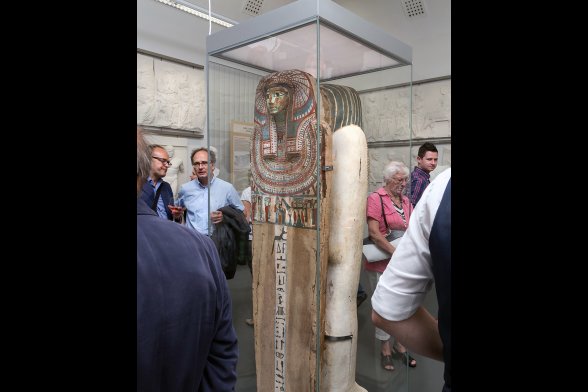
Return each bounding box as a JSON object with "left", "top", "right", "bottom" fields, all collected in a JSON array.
[{"left": 154, "top": 0, "right": 237, "bottom": 28}]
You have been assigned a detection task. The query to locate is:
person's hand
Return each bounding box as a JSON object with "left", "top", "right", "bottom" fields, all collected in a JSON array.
[
  {"left": 211, "top": 210, "right": 223, "bottom": 224},
  {"left": 168, "top": 205, "right": 184, "bottom": 216},
  {"left": 168, "top": 205, "right": 186, "bottom": 223}
]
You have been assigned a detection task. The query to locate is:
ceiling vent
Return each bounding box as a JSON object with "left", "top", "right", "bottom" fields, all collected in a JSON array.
[
  {"left": 400, "top": 0, "right": 427, "bottom": 18},
  {"left": 243, "top": 0, "right": 264, "bottom": 16}
]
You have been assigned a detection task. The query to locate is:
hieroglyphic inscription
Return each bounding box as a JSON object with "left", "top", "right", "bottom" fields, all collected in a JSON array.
[
  {"left": 274, "top": 224, "right": 287, "bottom": 392},
  {"left": 252, "top": 193, "right": 318, "bottom": 229}
]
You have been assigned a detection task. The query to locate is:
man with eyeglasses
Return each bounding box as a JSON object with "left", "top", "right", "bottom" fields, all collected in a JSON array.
[
  {"left": 174, "top": 147, "right": 244, "bottom": 236},
  {"left": 139, "top": 144, "right": 175, "bottom": 220}
]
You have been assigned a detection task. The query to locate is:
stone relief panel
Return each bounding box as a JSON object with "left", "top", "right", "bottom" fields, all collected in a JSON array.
[
  {"left": 361, "top": 88, "right": 411, "bottom": 142},
  {"left": 411, "top": 80, "right": 451, "bottom": 139},
  {"left": 137, "top": 54, "right": 156, "bottom": 125},
  {"left": 137, "top": 53, "right": 206, "bottom": 131},
  {"left": 367, "top": 146, "right": 411, "bottom": 192},
  {"left": 362, "top": 79, "right": 451, "bottom": 193},
  {"left": 360, "top": 79, "right": 451, "bottom": 142}
]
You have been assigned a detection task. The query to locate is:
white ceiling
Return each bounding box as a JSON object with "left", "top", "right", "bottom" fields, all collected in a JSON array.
[{"left": 137, "top": 0, "right": 450, "bottom": 82}]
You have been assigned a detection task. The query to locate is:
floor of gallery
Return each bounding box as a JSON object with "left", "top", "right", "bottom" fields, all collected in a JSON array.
[{"left": 228, "top": 264, "right": 444, "bottom": 392}]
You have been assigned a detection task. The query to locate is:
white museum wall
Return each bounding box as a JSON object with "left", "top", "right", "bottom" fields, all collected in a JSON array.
[
  {"left": 137, "top": 0, "right": 223, "bottom": 67},
  {"left": 137, "top": 0, "right": 451, "bottom": 82},
  {"left": 335, "top": 0, "right": 451, "bottom": 81}
]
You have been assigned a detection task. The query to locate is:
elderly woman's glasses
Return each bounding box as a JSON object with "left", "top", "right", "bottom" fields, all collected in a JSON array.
[{"left": 391, "top": 176, "right": 408, "bottom": 184}]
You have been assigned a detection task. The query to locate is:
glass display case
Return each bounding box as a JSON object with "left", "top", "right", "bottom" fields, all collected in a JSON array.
[{"left": 206, "top": 1, "right": 416, "bottom": 391}]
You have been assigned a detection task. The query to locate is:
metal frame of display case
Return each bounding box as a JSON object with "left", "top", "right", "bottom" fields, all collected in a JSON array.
[
  {"left": 206, "top": 0, "right": 411, "bottom": 81},
  {"left": 206, "top": 1, "right": 413, "bottom": 390}
]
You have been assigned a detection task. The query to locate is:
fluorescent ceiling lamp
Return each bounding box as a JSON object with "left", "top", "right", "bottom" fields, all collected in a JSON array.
[{"left": 154, "top": 0, "right": 237, "bottom": 28}]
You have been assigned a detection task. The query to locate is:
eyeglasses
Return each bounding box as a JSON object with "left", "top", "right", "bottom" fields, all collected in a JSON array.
[
  {"left": 192, "top": 161, "right": 209, "bottom": 167},
  {"left": 152, "top": 156, "right": 172, "bottom": 166},
  {"left": 391, "top": 176, "right": 408, "bottom": 184}
]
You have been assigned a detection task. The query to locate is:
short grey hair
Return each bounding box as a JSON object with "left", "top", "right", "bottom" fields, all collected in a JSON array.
[{"left": 383, "top": 161, "right": 409, "bottom": 183}]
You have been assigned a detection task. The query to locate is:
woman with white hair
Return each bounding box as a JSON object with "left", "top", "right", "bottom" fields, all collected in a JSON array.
[{"left": 364, "top": 160, "right": 417, "bottom": 371}]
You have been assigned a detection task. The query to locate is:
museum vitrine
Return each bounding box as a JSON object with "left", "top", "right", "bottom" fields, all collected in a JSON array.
[{"left": 206, "top": 1, "right": 416, "bottom": 391}]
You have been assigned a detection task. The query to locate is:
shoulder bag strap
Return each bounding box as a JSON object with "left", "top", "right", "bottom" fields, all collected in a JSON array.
[
  {"left": 151, "top": 184, "right": 163, "bottom": 211},
  {"left": 377, "top": 194, "right": 390, "bottom": 232}
]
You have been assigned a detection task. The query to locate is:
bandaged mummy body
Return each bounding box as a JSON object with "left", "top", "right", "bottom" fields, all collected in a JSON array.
[{"left": 250, "top": 69, "right": 367, "bottom": 392}]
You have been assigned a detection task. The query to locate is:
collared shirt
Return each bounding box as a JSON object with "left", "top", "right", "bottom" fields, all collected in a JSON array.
[
  {"left": 178, "top": 176, "right": 244, "bottom": 236},
  {"left": 364, "top": 187, "right": 413, "bottom": 273},
  {"left": 372, "top": 167, "right": 451, "bottom": 391},
  {"left": 409, "top": 166, "right": 430, "bottom": 207},
  {"left": 371, "top": 168, "right": 451, "bottom": 321},
  {"left": 147, "top": 176, "right": 168, "bottom": 220},
  {"left": 240, "top": 186, "right": 253, "bottom": 241}
]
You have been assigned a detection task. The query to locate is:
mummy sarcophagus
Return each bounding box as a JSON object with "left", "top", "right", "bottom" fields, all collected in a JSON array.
[{"left": 250, "top": 69, "right": 368, "bottom": 392}]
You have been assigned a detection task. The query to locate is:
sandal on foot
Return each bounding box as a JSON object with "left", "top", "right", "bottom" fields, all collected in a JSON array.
[
  {"left": 404, "top": 352, "right": 417, "bottom": 368},
  {"left": 380, "top": 353, "right": 395, "bottom": 371},
  {"left": 406, "top": 351, "right": 416, "bottom": 367},
  {"left": 392, "top": 343, "right": 417, "bottom": 368}
]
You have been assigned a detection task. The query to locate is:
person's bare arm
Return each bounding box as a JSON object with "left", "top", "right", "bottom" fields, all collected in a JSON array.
[
  {"left": 242, "top": 200, "right": 252, "bottom": 222},
  {"left": 367, "top": 218, "right": 395, "bottom": 254},
  {"left": 372, "top": 307, "right": 443, "bottom": 361}
]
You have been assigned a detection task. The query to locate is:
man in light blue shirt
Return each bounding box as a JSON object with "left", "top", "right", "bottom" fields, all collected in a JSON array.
[{"left": 174, "top": 147, "right": 244, "bottom": 236}]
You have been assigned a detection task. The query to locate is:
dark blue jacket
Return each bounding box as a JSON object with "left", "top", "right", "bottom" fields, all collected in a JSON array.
[
  {"left": 137, "top": 199, "right": 238, "bottom": 391},
  {"left": 430, "top": 179, "right": 451, "bottom": 392},
  {"left": 211, "top": 205, "right": 251, "bottom": 280},
  {"left": 140, "top": 180, "right": 174, "bottom": 220}
]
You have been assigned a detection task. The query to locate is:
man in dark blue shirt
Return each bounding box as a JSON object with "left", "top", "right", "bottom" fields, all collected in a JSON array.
[
  {"left": 139, "top": 144, "right": 175, "bottom": 220},
  {"left": 137, "top": 127, "right": 238, "bottom": 391}
]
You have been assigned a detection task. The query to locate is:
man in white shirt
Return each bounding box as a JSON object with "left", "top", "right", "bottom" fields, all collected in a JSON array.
[{"left": 372, "top": 168, "right": 451, "bottom": 392}]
